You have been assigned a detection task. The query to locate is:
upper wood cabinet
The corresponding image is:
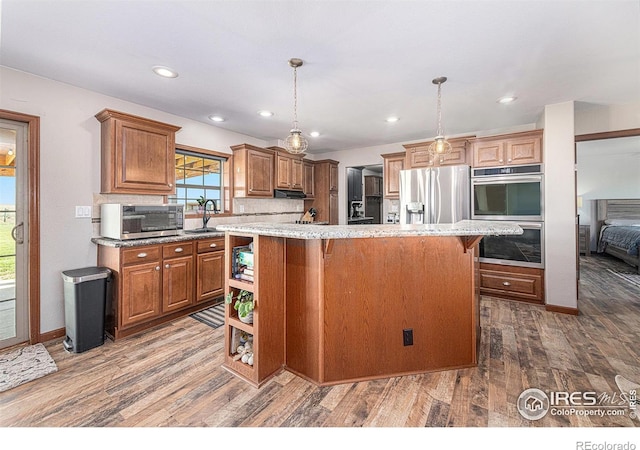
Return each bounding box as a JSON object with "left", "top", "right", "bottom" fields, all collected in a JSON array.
[
  {"left": 312, "top": 160, "right": 340, "bottom": 224},
  {"left": 364, "top": 176, "right": 383, "bottom": 197},
  {"left": 403, "top": 137, "right": 471, "bottom": 168},
  {"left": 95, "top": 109, "right": 181, "bottom": 195},
  {"left": 302, "top": 159, "right": 315, "bottom": 199},
  {"left": 231, "top": 144, "right": 275, "bottom": 198},
  {"left": 269, "top": 147, "right": 304, "bottom": 191},
  {"left": 471, "top": 130, "right": 542, "bottom": 168},
  {"left": 382, "top": 152, "right": 405, "bottom": 199}
]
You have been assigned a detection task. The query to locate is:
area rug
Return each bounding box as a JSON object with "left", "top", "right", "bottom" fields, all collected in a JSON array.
[
  {"left": 0, "top": 343, "right": 58, "bottom": 392},
  {"left": 190, "top": 302, "right": 225, "bottom": 329},
  {"left": 606, "top": 268, "right": 640, "bottom": 288}
]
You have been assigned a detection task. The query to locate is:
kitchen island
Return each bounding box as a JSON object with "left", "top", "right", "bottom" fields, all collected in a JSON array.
[{"left": 217, "top": 220, "right": 522, "bottom": 387}]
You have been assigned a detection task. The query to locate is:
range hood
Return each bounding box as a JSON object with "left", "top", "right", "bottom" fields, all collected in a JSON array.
[{"left": 274, "top": 189, "right": 307, "bottom": 199}]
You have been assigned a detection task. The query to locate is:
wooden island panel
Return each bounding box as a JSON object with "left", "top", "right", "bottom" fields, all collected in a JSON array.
[{"left": 285, "top": 236, "right": 479, "bottom": 385}]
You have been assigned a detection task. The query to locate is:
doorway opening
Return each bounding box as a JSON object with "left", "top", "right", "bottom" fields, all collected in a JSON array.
[
  {"left": 0, "top": 110, "right": 40, "bottom": 350},
  {"left": 346, "top": 164, "right": 383, "bottom": 224}
]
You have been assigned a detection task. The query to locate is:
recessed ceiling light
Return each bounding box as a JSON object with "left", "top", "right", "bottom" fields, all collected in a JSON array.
[
  {"left": 208, "top": 115, "right": 225, "bottom": 122},
  {"left": 152, "top": 66, "right": 179, "bottom": 78},
  {"left": 386, "top": 116, "right": 399, "bottom": 123},
  {"left": 497, "top": 96, "right": 517, "bottom": 104},
  {"left": 309, "top": 131, "right": 320, "bottom": 137},
  {"left": 258, "top": 110, "right": 274, "bottom": 117}
]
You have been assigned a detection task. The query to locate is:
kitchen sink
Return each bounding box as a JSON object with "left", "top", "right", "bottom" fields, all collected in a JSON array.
[{"left": 183, "top": 227, "right": 218, "bottom": 234}]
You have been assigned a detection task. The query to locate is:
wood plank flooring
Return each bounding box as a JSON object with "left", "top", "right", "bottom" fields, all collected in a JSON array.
[{"left": 1, "top": 254, "right": 638, "bottom": 428}]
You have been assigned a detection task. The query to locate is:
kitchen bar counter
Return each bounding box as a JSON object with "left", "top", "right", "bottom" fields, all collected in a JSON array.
[
  {"left": 91, "top": 230, "right": 224, "bottom": 247},
  {"left": 217, "top": 219, "right": 522, "bottom": 239},
  {"left": 221, "top": 220, "right": 523, "bottom": 387}
]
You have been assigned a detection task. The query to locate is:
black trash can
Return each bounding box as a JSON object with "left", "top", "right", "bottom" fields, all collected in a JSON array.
[{"left": 61, "top": 267, "right": 112, "bottom": 353}]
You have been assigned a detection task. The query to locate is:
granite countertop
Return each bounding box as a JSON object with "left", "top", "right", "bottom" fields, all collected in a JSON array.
[
  {"left": 91, "top": 230, "right": 225, "bottom": 248},
  {"left": 216, "top": 220, "right": 523, "bottom": 240}
]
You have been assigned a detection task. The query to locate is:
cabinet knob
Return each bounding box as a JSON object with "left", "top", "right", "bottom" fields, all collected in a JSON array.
[
  {"left": 137, "top": 252, "right": 147, "bottom": 258},
  {"left": 168, "top": 183, "right": 173, "bottom": 187},
  {"left": 165, "top": 264, "right": 170, "bottom": 269},
  {"left": 508, "top": 159, "right": 512, "bottom": 163},
  {"left": 499, "top": 159, "right": 504, "bottom": 163},
  {"left": 503, "top": 281, "right": 511, "bottom": 286},
  {"left": 209, "top": 243, "right": 217, "bottom": 248},
  {"left": 174, "top": 247, "right": 183, "bottom": 253},
  {"left": 155, "top": 266, "right": 160, "bottom": 271}
]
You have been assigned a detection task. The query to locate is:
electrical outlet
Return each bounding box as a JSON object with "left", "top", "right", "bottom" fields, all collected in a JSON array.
[
  {"left": 403, "top": 329, "right": 413, "bottom": 346},
  {"left": 296, "top": 204, "right": 303, "bottom": 212},
  {"left": 238, "top": 205, "right": 245, "bottom": 213}
]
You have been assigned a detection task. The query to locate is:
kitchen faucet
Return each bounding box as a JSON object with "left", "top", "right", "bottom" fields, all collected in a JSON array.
[{"left": 202, "top": 199, "right": 219, "bottom": 229}]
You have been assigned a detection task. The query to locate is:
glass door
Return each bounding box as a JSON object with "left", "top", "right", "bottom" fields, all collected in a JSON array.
[{"left": 0, "top": 120, "right": 28, "bottom": 348}]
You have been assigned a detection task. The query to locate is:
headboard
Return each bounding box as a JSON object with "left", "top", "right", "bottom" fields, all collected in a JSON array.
[{"left": 595, "top": 198, "right": 640, "bottom": 237}]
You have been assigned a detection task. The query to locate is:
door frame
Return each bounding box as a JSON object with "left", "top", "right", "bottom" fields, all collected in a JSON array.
[{"left": 0, "top": 109, "right": 40, "bottom": 344}]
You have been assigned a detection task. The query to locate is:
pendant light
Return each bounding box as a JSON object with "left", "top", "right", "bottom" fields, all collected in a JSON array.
[
  {"left": 284, "top": 58, "right": 308, "bottom": 154},
  {"left": 427, "top": 76, "right": 452, "bottom": 160}
]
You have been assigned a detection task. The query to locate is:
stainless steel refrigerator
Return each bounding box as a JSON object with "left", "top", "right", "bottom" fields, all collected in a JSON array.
[{"left": 399, "top": 165, "right": 470, "bottom": 224}]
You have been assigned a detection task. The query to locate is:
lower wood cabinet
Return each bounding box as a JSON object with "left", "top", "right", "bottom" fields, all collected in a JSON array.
[
  {"left": 98, "top": 236, "right": 225, "bottom": 340},
  {"left": 479, "top": 263, "right": 544, "bottom": 304}
]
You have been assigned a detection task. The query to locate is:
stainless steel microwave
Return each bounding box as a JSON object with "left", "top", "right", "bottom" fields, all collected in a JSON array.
[
  {"left": 472, "top": 165, "right": 544, "bottom": 221},
  {"left": 100, "top": 204, "right": 184, "bottom": 240}
]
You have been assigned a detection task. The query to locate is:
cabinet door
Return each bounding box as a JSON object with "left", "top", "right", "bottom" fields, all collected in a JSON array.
[
  {"left": 329, "top": 192, "right": 339, "bottom": 225},
  {"left": 96, "top": 110, "right": 180, "bottom": 195},
  {"left": 247, "top": 149, "right": 274, "bottom": 196},
  {"left": 439, "top": 140, "right": 468, "bottom": 166},
  {"left": 506, "top": 135, "right": 542, "bottom": 165},
  {"left": 329, "top": 163, "right": 339, "bottom": 191},
  {"left": 121, "top": 261, "right": 161, "bottom": 327},
  {"left": 407, "top": 147, "right": 436, "bottom": 168},
  {"left": 472, "top": 140, "right": 505, "bottom": 167},
  {"left": 197, "top": 250, "right": 225, "bottom": 302},
  {"left": 303, "top": 161, "right": 315, "bottom": 198},
  {"left": 276, "top": 154, "right": 292, "bottom": 189},
  {"left": 290, "top": 158, "right": 304, "bottom": 190},
  {"left": 162, "top": 255, "right": 194, "bottom": 313},
  {"left": 383, "top": 154, "right": 405, "bottom": 198}
]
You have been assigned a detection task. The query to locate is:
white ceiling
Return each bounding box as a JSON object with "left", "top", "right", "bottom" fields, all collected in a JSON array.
[{"left": 1, "top": 0, "right": 639, "bottom": 154}]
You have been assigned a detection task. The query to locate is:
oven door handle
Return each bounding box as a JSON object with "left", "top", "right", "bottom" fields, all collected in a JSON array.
[{"left": 472, "top": 175, "right": 543, "bottom": 184}]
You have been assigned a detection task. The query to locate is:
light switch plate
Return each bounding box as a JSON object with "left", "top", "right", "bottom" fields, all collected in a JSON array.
[{"left": 75, "top": 206, "right": 91, "bottom": 218}]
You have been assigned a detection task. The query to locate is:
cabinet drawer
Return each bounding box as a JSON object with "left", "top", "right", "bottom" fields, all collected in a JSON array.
[
  {"left": 481, "top": 272, "right": 537, "bottom": 294},
  {"left": 479, "top": 264, "right": 544, "bottom": 303},
  {"left": 197, "top": 238, "right": 225, "bottom": 253},
  {"left": 122, "top": 245, "right": 160, "bottom": 265},
  {"left": 163, "top": 242, "right": 193, "bottom": 259}
]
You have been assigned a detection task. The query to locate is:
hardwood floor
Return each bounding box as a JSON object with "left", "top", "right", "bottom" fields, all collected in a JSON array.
[{"left": 1, "top": 254, "right": 638, "bottom": 430}]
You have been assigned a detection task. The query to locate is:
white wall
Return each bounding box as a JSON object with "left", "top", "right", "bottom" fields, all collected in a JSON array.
[
  {"left": 543, "top": 101, "right": 577, "bottom": 310},
  {"left": 0, "top": 67, "right": 267, "bottom": 334},
  {"left": 575, "top": 101, "right": 640, "bottom": 135},
  {"left": 577, "top": 144, "right": 640, "bottom": 249}
]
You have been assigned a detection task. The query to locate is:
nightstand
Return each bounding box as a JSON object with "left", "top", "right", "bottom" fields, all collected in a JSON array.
[{"left": 578, "top": 225, "right": 591, "bottom": 256}]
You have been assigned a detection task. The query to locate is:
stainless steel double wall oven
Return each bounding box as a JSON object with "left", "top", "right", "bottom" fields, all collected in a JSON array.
[{"left": 472, "top": 164, "right": 544, "bottom": 268}]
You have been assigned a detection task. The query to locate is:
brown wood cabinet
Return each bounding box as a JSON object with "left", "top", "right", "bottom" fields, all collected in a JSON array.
[
  {"left": 302, "top": 159, "right": 315, "bottom": 199},
  {"left": 223, "top": 234, "right": 285, "bottom": 387},
  {"left": 310, "top": 160, "right": 339, "bottom": 224},
  {"left": 98, "top": 237, "right": 222, "bottom": 340},
  {"left": 231, "top": 144, "right": 275, "bottom": 197},
  {"left": 196, "top": 237, "right": 225, "bottom": 303},
  {"left": 270, "top": 147, "right": 304, "bottom": 191},
  {"left": 382, "top": 152, "right": 405, "bottom": 199},
  {"left": 162, "top": 242, "right": 194, "bottom": 313},
  {"left": 403, "top": 137, "right": 471, "bottom": 168},
  {"left": 479, "top": 262, "right": 544, "bottom": 304},
  {"left": 364, "top": 175, "right": 382, "bottom": 197},
  {"left": 471, "top": 130, "right": 542, "bottom": 168},
  {"left": 95, "top": 109, "right": 181, "bottom": 195}
]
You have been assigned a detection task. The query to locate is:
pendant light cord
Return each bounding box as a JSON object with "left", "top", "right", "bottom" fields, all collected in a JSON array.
[
  {"left": 292, "top": 66, "right": 299, "bottom": 130},
  {"left": 436, "top": 81, "right": 443, "bottom": 136}
]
